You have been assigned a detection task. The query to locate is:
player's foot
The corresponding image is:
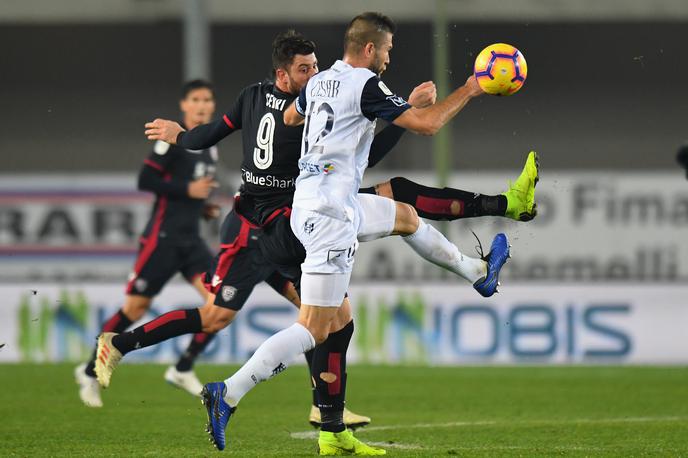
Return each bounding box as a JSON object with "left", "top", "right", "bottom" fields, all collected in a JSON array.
[
  {"left": 318, "top": 429, "right": 386, "bottom": 456},
  {"left": 473, "top": 233, "right": 510, "bottom": 298},
  {"left": 201, "top": 382, "right": 236, "bottom": 451},
  {"left": 309, "top": 405, "right": 372, "bottom": 429},
  {"left": 74, "top": 363, "right": 103, "bottom": 408},
  {"left": 94, "top": 332, "right": 122, "bottom": 388},
  {"left": 503, "top": 151, "right": 539, "bottom": 221},
  {"left": 164, "top": 366, "right": 203, "bottom": 397}
]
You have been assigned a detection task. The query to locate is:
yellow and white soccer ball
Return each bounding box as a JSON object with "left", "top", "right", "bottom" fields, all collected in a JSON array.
[{"left": 473, "top": 43, "right": 528, "bottom": 96}]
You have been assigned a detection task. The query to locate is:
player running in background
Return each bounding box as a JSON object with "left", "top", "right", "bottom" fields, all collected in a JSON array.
[
  {"left": 197, "top": 13, "right": 517, "bottom": 454},
  {"left": 75, "top": 80, "right": 221, "bottom": 408}
]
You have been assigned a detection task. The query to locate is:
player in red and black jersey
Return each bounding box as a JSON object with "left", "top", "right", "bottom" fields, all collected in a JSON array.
[
  {"left": 94, "top": 31, "right": 538, "bottom": 428},
  {"left": 75, "top": 80, "right": 220, "bottom": 408}
]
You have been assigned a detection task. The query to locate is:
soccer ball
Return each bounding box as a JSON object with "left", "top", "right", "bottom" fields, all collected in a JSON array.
[{"left": 473, "top": 43, "right": 528, "bottom": 96}]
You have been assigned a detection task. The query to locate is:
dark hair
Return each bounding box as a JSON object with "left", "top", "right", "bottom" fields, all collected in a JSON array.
[
  {"left": 272, "top": 30, "right": 316, "bottom": 75},
  {"left": 344, "top": 12, "right": 396, "bottom": 54},
  {"left": 180, "top": 79, "right": 214, "bottom": 100}
]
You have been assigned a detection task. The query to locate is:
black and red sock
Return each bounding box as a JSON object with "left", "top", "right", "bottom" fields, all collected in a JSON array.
[
  {"left": 111, "top": 308, "right": 202, "bottom": 355},
  {"left": 175, "top": 332, "right": 216, "bottom": 372},
  {"left": 85, "top": 309, "right": 133, "bottom": 377},
  {"left": 304, "top": 348, "right": 318, "bottom": 407},
  {"left": 389, "top": 176, "right": 507, "bottom": 220},
  {"left": 312, "top": 320, "right": 354, "bottom": 433}
]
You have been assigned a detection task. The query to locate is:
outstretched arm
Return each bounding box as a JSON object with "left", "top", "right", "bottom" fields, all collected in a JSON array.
[
  {"left": 393, "top": 75, "right": 483, "bottom": 136},
  {"left": 144, "top": 117, "right": 236, "bottom": 150}
]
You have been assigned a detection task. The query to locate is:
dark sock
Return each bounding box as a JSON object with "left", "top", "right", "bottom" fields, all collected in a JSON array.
[
  {"left": 358, "top": 186, "right": 376, "bottom": 195},
  {"left": 111, "top": 308, "right": 202, "bottom": 355},
  {"left": 304, "top": 348, "right": 318, "bottom": 407},
  {"left": 175, "top": 332, "right": 216, "bottom": 372},
  {"left": 389, "top": 176, "right": 507, "bottom": 221},
  {"left": 312, "top": 320, "right": 354, "bottom": 433},
  {"left": 85, "top": 309, "right": 133, "bottom": 377}
]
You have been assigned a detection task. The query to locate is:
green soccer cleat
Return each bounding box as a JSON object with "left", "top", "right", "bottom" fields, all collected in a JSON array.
[
  {"left": 318, "top": 429, "right": 386, "bottom": 456},
  {"left": 503, "top": 151, "right": 540, "bottom": 221}
]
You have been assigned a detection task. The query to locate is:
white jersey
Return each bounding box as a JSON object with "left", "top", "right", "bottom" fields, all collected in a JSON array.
[{"left": 292, "top": 60, "right": 410, "bottom": 221}]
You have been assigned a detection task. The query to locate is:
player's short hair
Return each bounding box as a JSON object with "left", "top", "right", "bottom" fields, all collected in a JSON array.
[
  {"left": 272, "top": 30, "right": 316, "bottom": 74},
  {"left": 344, "top": 12, "right": 397, "bottom": 54},
  {"left": 180, "top": 79, "right": 215, "bottom": 100}
]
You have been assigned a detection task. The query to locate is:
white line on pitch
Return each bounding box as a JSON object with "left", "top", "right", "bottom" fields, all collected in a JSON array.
[{"left": 290, "top": 415, "right": 688, "bottom": 441}]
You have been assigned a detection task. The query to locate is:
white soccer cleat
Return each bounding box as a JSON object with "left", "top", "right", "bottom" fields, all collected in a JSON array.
[
  {"left": 74, "top": 363, "right": 103, "bottom": 408},
  {"left": 94, "top": 332, "right": 122, "bottom": 388},
  {"left": 309, "top": 405, "right": 372, "bottom": 429},
  {"left": 164, "top": 366, "right": 204, "bottom": 397}
]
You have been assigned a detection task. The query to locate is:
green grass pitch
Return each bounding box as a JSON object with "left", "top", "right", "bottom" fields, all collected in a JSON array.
[{"left": 1, "top": 364, "right": 687, "bottom": 456}]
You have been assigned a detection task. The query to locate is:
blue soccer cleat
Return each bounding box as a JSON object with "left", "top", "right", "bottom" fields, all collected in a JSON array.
[
  {"left": 473, "top": 233, "right": 510, "bottom": 297},
  {"left": 201, "top": 382, "right": 236, "bottom": 451}
]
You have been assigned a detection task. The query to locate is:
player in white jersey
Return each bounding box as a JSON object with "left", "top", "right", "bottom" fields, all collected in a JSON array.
[{"left": 201, "top": 13, "right": 511, "bottom": 455}]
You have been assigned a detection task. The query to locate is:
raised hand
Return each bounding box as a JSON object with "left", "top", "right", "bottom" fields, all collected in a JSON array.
[{"left": 145, "top": 118, "right": 185, "bottom": 144}]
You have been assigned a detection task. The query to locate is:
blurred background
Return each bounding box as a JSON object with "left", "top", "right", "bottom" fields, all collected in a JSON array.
[{"left": 1, "top": 0, "right": 687, "bottom": 366}]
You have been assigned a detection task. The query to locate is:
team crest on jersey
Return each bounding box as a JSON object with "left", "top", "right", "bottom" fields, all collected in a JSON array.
[
  {"left": 304, "top": 221, "right": 315, "bottom": 234},
  {"left": 134, "top": 278, "right": 148, "bottom": 292},
  {"left": 323, "top": 163, "right": 335, "bottom": 174},
  {"left": 221, "top": 285, "right": 237, "bottom": 302},
  {"left": 386, "top": 95, "right": 408, "bottom": 107}
]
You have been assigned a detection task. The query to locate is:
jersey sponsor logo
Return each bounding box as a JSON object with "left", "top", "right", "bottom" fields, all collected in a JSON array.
[
  {"left": 221, "top": 285, "right": 237, "bottom": 302},
  {"left": 378, "top": 81, "right": 393, "bottom": 96},
  {"left": 154, "top": 141, "right": 170, "bottom": 155},
  {"left": 298, "top": 160, "right": 329, "bottom": 174},
  {"left": 310, "top": 79, "right": 341, "bottom": 98},
  {"left": 242, "top": 169, "right": 296, "bottom": 189}
]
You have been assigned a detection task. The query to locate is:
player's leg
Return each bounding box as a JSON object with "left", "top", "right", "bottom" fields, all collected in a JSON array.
[
  {"left": 76, "top": 239, "right": 175, "bottom": 407},
  {"left": 202, "top": 209, "right": 381, "bottom": 453},
  {"left": 265, "top": 267, "right": 371, "bottom": 429},
  {"left": 310, "top": 299, "right": 381, "bottom": 455},
  {"left": 361, "top": 151, "right": 539, "bottom": 221},
  {"left": 357, "top": 193, "right": 509, "bottom": 297},
  {"left": 95, "top": 212, "right": 266, "bottom": 388},
  {"left": 165, "top": 242, "right": 216, "bottom": 395}
]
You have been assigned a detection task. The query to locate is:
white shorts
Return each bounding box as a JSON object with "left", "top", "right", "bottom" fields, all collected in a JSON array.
[
  {"left": 356, "top": 193, "right": 396, "bottom": 242},
  {"left": 291, "top": 194, "right": 396, "bottom": 307},
  {"left": 291, "top": 207, "right": 358, "bottom": 306}
]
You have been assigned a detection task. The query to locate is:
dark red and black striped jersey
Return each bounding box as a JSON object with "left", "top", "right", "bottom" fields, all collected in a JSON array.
[
  {"left": 138, "top": 139, "right": 218, "bottom": 244},
  {"left": 222, "top": 80, "right": 303, "bottom": 224},
  {"left": 177, "top": 80, "right": 302, "bottom": 226}
]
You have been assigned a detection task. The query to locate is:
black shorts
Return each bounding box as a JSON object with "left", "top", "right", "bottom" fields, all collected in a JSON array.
[
  {"left": 205, "top": 209, "right": 297, "bottom": 310},
  {"left": 126, "top": 237, "right": 213, "bottom": 297}
]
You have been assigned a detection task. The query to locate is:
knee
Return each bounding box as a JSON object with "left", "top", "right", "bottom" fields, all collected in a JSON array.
[
  {"left": 394, "top": 202, "right": 419, "bottom": 235},
  {"left": 122, "top": 296, "right": 151, "bottom": 321},
  {"left": 304, "top": 324, "right": 329, "bottom": 345},
  {"left": 199, "top": 304, "right": 235, "bottom": 333}
]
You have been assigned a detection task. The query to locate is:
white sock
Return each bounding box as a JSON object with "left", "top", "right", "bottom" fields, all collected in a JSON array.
[
  {"left": 223, "top": 322, "right": 315, "bottom": 407},
  {"left": 403, "top": 219, "right": 487, "bottom": 284}
]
